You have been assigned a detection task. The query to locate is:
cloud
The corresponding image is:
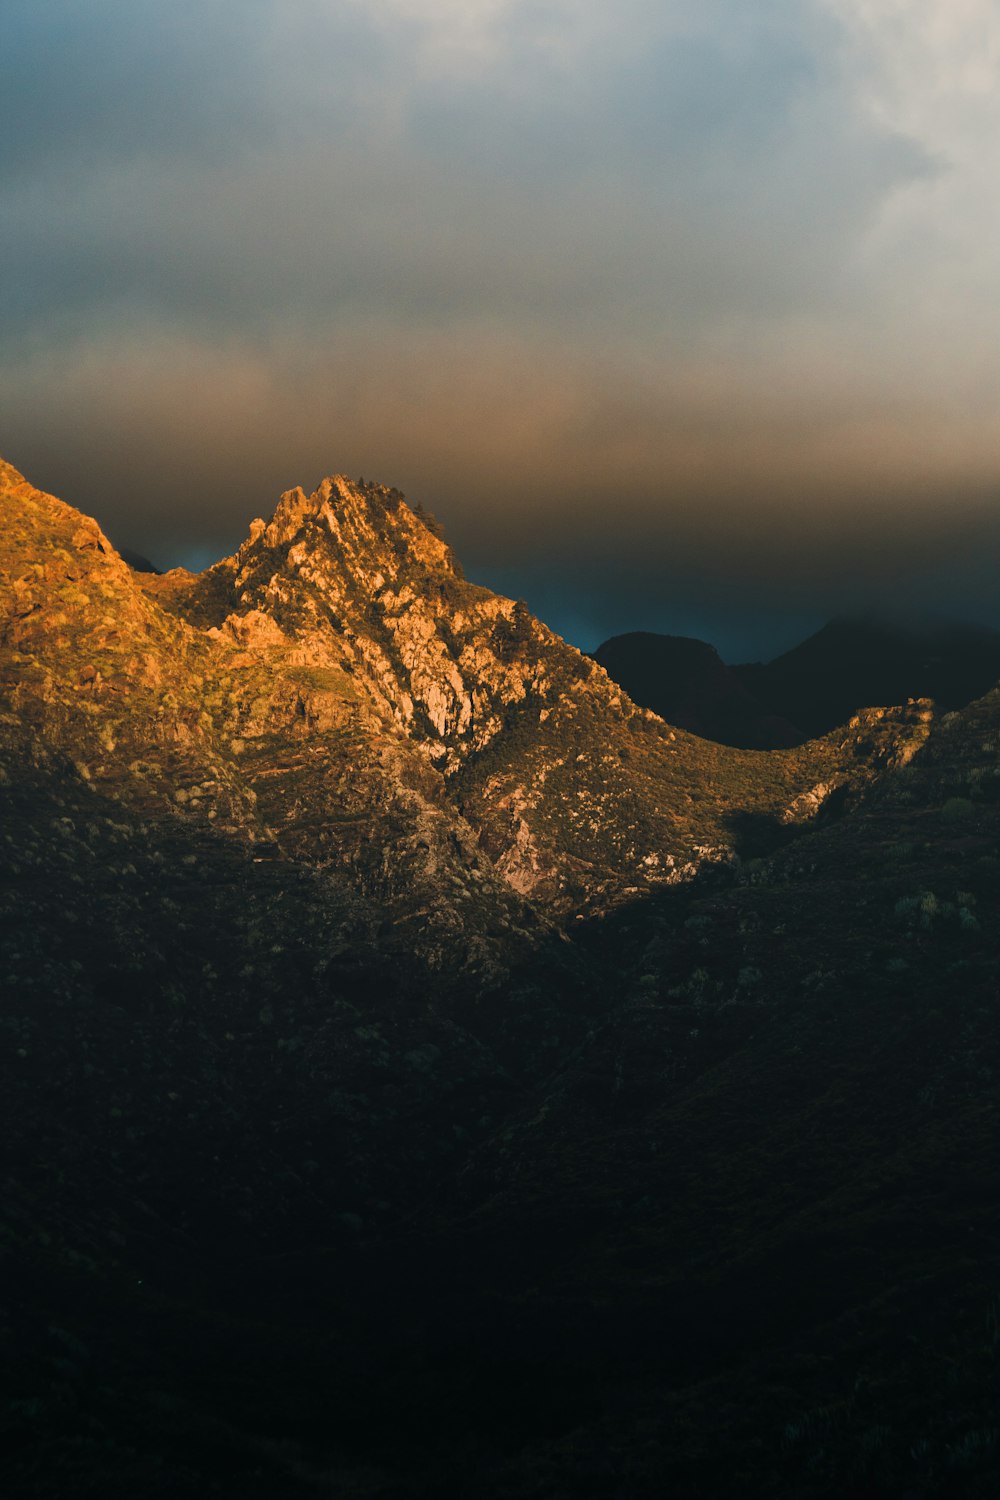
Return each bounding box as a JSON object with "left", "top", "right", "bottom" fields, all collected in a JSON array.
[
  {"left": 822, "top": 1, "right": 1000, "bottom": 342},
  {"left": 1, "top": 0, "right": 928, "bottom": 345},
  {"left": 1, "top": 1, "right": 997, "bottom": 653}
]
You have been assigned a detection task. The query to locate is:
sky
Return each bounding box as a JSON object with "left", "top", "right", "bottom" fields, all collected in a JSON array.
[{"left": 2, "top": 0, "right": 999, "bottom": 660}]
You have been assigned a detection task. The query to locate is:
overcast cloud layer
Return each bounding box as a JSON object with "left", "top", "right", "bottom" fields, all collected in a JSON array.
[{"left": 2, "top": 0, "right": 998, "bottom": 657}]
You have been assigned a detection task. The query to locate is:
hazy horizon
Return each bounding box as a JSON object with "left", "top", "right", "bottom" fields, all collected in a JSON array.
[{"left": 8, "top": 445, "right": 1000, "bottom": 663}]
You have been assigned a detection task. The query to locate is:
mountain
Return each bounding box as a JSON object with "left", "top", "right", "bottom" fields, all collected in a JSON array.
[
  {"left": 591, "top": 630, "right": 801, "bottom": 748},
  {"left": 3, "top": 459, "right": 914, "bottom": 927},
  {"left": 3, "top": 455, "right": 1000, "bottom": 1497},
  {"left": 735, "top": 612, "right": 1000, "bottom": 740}
]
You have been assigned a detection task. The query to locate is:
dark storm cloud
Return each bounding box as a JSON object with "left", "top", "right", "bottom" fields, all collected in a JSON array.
[{"left": 2, "top": 1, "right": 998, "bottom": 654}]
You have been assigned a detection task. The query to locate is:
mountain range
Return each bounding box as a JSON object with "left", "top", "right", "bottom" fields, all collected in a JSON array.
[
  {"left": 2, "top": 456, "right": 999, "bottom": 1498},
  {"left": 593, "top": 615, "right": 1000, "bottom": 748}
]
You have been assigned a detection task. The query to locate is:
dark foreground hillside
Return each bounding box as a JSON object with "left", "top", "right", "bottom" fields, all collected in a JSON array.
[
  {"left": 2, "top": 459, "right": 999, "bottom": 1497},
  {"left": 4, "top": 700, "right": 1000, "bottom": 1499}
]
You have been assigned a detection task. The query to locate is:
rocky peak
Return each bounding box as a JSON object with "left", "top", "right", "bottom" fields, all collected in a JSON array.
[
  {"left": 240, "top": 474, "right": 457, "bottom": 580},
  {"left": 157, "top": 471, "right": 566, "bottom": 766}
]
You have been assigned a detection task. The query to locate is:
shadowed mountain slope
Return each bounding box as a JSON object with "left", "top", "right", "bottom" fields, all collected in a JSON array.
[
  {"left": 398, "top": 680, "right": 1000, "bottom": 1496},
  {"left": 116, "top": 546, "right": 161, "bottom": 574}
]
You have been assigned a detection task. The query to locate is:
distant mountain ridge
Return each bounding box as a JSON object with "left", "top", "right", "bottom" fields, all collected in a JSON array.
[
  {"left": 594, "top": 613, "right": 1000, "bottom": 747},
  {"left": 591, "top": 631, "right": 801, "bottom": 748},
  {"left": 734, "top": 612, "right": 1000, "bottom": 739}
]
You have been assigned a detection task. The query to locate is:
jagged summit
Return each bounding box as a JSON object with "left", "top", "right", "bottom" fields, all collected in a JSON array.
[
  {"left": 264, "top": 473, "right": 409, "bottom": 531},
  {"left": 144, "top": 468, "right": 536, "bottom": 763},
  {"left": 233, "top": 472, "right": 459, "bottom": 582}
]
